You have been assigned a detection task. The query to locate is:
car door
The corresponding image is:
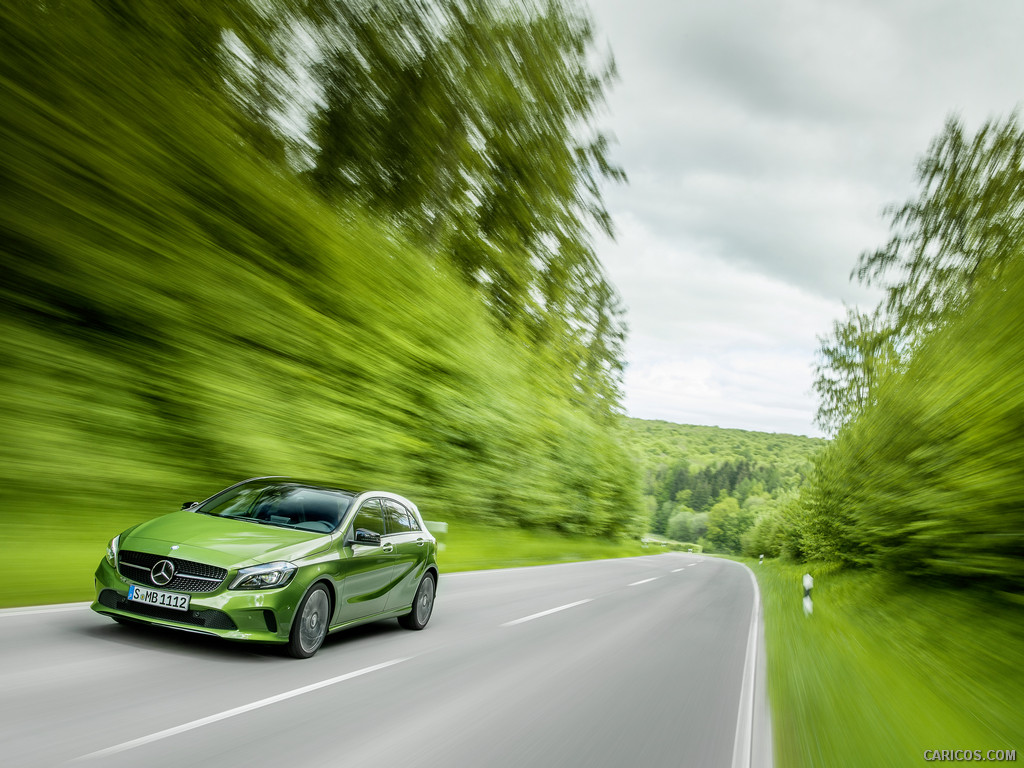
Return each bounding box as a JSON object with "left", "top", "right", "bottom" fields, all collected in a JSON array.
[
  {"left": 335, "top": 498, "right": 398, "bottom": 623},
  {"left": 381, "top": 498, "right": 430, "bottom": 611}
]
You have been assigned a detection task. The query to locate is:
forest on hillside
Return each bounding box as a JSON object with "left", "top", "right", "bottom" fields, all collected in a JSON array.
[
  {"left": 774, "top": 115, "right": 1024, "bottom": 597},
  {"left": 0, "top": 0, "right": 645, "bottom": 536},
  {"left": 625, "top": 420, "right": 824, "bottom": 554}
]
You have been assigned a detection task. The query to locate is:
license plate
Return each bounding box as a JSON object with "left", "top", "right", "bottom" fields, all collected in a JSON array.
[{"left": 128, "top": 584, "right": 190, "bottom": 612}]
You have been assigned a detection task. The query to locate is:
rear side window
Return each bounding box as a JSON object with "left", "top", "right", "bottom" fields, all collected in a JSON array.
[
  {"left": 351, "top": 498, "right": 386, "bottom": 536},
  {"left": 383, "top": 499, "right": 419, "bottom": 534}
]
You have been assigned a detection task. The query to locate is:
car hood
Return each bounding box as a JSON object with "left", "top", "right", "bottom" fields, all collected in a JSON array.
[{"left": 120, "top": 511, "right": 335, "bottom": 570}]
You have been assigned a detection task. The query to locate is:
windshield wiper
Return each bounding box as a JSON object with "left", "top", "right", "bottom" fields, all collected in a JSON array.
[{"left": 227, "top": 515, "right": 297, "bottom": 528}]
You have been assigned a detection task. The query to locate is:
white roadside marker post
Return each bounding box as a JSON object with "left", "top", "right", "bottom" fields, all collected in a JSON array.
[
  {"left": 803, "top": 573, "right": 814, "bottom": 616},
  {"left": 759, "top": 553, "right": 764, "bottom": 565}
]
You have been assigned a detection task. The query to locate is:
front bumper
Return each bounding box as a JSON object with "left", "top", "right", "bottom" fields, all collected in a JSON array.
[{"left": 91, "top": 558, "right": 305, "bottom": 643}]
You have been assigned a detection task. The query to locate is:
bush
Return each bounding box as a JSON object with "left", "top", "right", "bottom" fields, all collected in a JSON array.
[{"left": 801, "top": 254, "right": 1024, "bottom": 590}]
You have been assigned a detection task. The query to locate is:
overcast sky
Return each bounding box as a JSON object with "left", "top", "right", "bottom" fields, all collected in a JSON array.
[{"left": 583, "top": 0, "right": 1024, "bottom": 437}]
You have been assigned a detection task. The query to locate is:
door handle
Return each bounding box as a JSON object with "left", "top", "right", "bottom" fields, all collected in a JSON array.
[
  {"left": 416, "top": 538, "right": 425, "bottom": 546},
  {"left": 382, "top": 543, "right": 394, "bottom": 553}
]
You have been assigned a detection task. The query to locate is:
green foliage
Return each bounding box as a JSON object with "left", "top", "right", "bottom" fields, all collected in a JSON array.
[
  {"left": 627, "top": 419, "right": 822, "bottom": 486},
  {"left": 440, "top": 522, "right": 649, "bottom": 574},
  {"left": 639, "top": 535, "right": 701, "bottom": 553},
  {"left": 806, "top": 113, "right": 1024, "bottom": 592},
  {"left": 856, "top": 113, "right": 1024, "bottom": 340},
  {"left": 704, "top": 497, "right": 753, "bottom": 554},
  {"left": 802, "top": 254, "right": 1024, "bottom": 589},
  {"left": 813, "top": 306, "right": 900, "bottom": 435},
  {"left": 624, "top": 419, "right": 823, "bottom": 552},
  {"left": 649, "top": 499, "right": 672, "bottom": 536},
  {"left": 817, "top": 114, "right": 1024, "bottom": 434},
  {"left": 0, "top": 0, "right": 644, "bottom": 569},
  {"left": 665, "top": 506, "right": 701, "bottom": 542},
  {"left": 303, "top": 0, "right": 628, "bottom": 415}
]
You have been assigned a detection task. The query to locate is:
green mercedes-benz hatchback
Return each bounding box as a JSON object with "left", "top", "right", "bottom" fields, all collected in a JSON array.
[{"left": 91, "top": 477, "right": 438, "bottom": 657}]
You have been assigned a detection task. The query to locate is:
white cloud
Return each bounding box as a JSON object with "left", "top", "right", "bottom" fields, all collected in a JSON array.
[
  {"left": 583, "top": 0, "right": 1024, "bottom": 435},
  {"left": 602, "top": 215, "right": 842, "bottom": 436},
  {"left": 624, "top": 352, "right": 818, "bottom": 436}
]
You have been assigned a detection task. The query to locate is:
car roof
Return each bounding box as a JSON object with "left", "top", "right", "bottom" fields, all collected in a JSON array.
[
  {"left": 237, "top": 477, "right": 418, "bottom": 504},
  {"left": 209, "top": 478, "right": 424, "bottom": 521},
  {"left": 239, "top": 476, "right": 362, "bottom": 494}
]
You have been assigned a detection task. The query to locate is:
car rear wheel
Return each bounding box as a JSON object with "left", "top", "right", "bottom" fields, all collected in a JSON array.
[
  {"left": 288, "top": 585, "right": 331, "bottom": 658},
  {"left": 398, "top": 573, "right": 435, "bottom": 630}
]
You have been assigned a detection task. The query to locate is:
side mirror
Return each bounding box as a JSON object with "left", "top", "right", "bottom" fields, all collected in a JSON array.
[
  {"left": 353, "top": 528, "right": 382, "bottom": 546},
  {"left": 181, "top": 501, "right": 198, "bottom": 510}
]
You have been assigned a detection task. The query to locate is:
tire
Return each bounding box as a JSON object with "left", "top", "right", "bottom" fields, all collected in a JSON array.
[
  {"left": 398, "top": 573, "right": 435, "bottom": 630},
  {"left": 287, "top": 584, "right": 331, "bottom": 658}
]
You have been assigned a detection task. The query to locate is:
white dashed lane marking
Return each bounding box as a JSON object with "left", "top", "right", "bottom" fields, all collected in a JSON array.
[
  {"left": 501, "top": 599, "right": 594, "bottom": 627},
  {"left": 628, "top": 577, "right": 659, "bottom": 586},
  {"left": 73, "top": 658, "right": 412, "bottom": 761}
]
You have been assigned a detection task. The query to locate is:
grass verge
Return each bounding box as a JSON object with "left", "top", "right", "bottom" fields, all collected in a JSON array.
[
  {"left": 748, "top": 559, "right": 1024, "bottom": 767},
  {"left": 0, "top": 516, "right": 652, "bottom": 607},
  {"left": 438, "top": 522, "right": 650, "bottom": 572}
]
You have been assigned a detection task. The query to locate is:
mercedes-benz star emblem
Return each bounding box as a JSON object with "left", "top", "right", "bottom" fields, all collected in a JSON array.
[{"left": 151, "top": 559, "right": 176, "bottom": 586}]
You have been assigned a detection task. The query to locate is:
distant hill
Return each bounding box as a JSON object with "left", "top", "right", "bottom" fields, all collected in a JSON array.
[
  {"left": 625, "top": 419, "right": 826, "bottom": 486},
  {"left": 623, "top": 418, "right": 827, "bottom": 548}
]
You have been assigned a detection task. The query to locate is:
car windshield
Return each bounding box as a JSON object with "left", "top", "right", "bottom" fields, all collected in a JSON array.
[{"left": 195, "top": 481, "right": 353, "bottom": 533}]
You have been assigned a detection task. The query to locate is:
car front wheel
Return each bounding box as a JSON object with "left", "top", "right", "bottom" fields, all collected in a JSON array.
[
  {"left": 398, "top": 573, "right": 435, "bottom": 630},
  {"left": 288, "top": 584, "right": 331, "bottom": 658}
]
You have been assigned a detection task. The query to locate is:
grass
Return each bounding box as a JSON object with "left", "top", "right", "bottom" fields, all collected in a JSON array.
[
  {"left": 640, "top": 533, "right": 703, "bottom": 552},
  {"left": 746, "top": 558, "right": 1024, "bottom": 767},
  {"left": 0, "top": 515, "right": 652, "bottom": 608},
  {"left": 1, "top": 511, "right": 152, "bottom": 607},
  {"left": 438, "top": 521, "right": 651, "bottom": 572}
]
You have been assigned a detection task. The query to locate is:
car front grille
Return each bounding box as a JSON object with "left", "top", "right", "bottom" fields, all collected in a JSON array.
[
  {"left": 98, "top": 589, "right": 237, "bottom": 630},
  {"left": 117, "top": 550, "right": 227, "bottom": 593}
]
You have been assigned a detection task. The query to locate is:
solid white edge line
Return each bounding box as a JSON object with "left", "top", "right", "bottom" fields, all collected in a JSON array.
[
  {"left": 72, "top": 657, "right": 411, "bottom": 761},
  {"left": 500, "top": 599, "right": 593, "bottom": 627},
  {"left": 0, "top": 602, "right": 90, "bottom": 617},
  {"left": 628, "top": 577, "right": 659, "bottom": 586},
  {"left": 729, "top": 562, "right": 761, "bottom": 768}
]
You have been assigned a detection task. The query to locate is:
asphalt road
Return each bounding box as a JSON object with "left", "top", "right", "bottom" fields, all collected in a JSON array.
[{"left": 0, "top": 553, "right": 771, "bottom": 768}]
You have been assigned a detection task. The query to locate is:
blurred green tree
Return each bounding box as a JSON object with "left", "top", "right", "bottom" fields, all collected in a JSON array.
[
  {"left": 705, "top": 497, "right": 754, "bottom": 554},
  {"left": 803, "top": 113, "right": 1024, "bottom": 591},
  {"left": 816, "top": 114, "right": 1024, "bottom": 436},
  {"left": 813, "top": 306, "right": 900, "bottom": 435},
  {"left": 0, "top": 0, "right": 644, "bottom": 543},
  {"left": 855, "top": 114, "right": 1024, "bottom": 340},
  {"left": 305, "top": 0, "right": 627, "bottom": 415}
]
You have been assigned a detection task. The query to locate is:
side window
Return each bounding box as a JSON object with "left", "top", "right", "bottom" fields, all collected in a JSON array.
[
  {"left": 351, "top": 498, "right": 385, "bottom": 536},
  {"left": 383, "top": 499, "right": 419, "bottom": 534},
  {"left": 403, "top": 504, "right": 422, "bottom": 532}
]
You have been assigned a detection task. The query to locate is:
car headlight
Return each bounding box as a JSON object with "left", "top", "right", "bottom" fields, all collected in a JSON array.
[
  {"left": 229, "top": 561, "right": 298, "bottom": 590},
  {"left": 105, "top": 535, "right": 120, "bottom": 566}
]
